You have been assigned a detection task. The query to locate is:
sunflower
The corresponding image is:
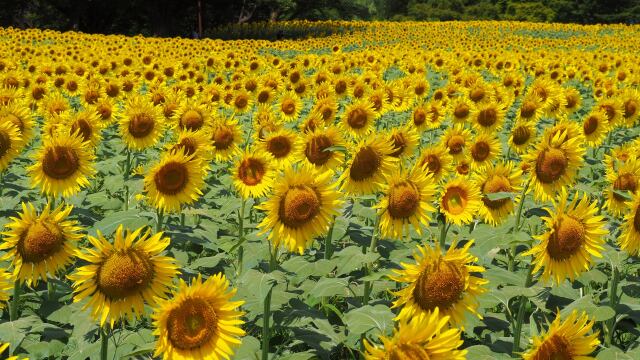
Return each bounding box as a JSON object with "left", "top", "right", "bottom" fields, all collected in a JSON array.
[
  {"left": 257, "top": 166, "right": 343, "bottom": 254},
  {"left": 64, "top": 108, "right": 103, "bottom": 147},
  {"left": 338, "top": 135, "right": 398, "bottom": 195},
  {"left": 604, "top": 157, "right": 640, "bottom": 217},
  {"left": 509, "top": 120, "right": 537, "bottom": 155},
  {"left": 68, "top": 225, "right": 178, "bottom": 327},
  {"left": 376, "top": 168, "right": 436, "bottom": 240},
  {"left": 386, "top": 125, "right": 419, "bottom": 160},
  {"left": 391, "top": 241, "right": 487, "bottom": 326},
  {"left": 517, "top": 94, "right": 544, "bottom": 124},
  {"left": 596, "top": 97, "right": 624, "bottom": 127},
  {"left": 152, "top": 274, "right": 245, "bottom": 360},
  {"left": 93, "top": 97, "right": 119, "bottom": 125},
  {"left": 0, "top": 121, "right": 22, "bottom": 172},
  {"left": 470, "top": 100, "right": 506, "bottom": 133},
  {"left": 363, "top": 308, "right": 465, "bottom": 360},
  {"left": 523, "top": 191, "right": 606, "bottom": 284},
  {"left": 169, "top": 129, "right": 212, "bottom": 161},
  {"left": 311, "top": 96, "right": 339, "bottom": 124},
  {"left": 441, "top": 125, "right": 472, "bottom": 161},
  {"left": 0, "top": 100, "right": 35, "bottom": 147},
  {"left": 543, "top": 119, "right": 584, "bottom": 147},
  {"left": 448, "top": 96, "right": 474, "bottom": 124},
  {"left": 28, "top": 132, "right": 96, "bottom": 197},
  {"left": 144, "top": 149, "right": 206, "bottom": 213},
  {"left": 231, "top": 89, "right": 253, "bottom": 114},
  {"left": 619, "top": 194, "right": 640, "bottom": 256},
  {"left": 474, "top": 162, "right": 523, "bottom": 226},
  {"left": 523, "top": 130, "right": 584, "bottom": 202},
  {"left": 258, "top": 128, "right": 299, "bottom": 168},
  {"left": 522, "top": 311, "right": 599, "bottom": 360},
  {"left": 232, "top": 150, "right": 275, "bottom": 199},
  {"left": 410, "top": 102, "right": 430, "bottom": 132},
  {"left": 581, "top": 110, "right": 610, "bottom": 148},
  {"left": 341, "top": 100, "right": 376, "bottom": 138},
  {"left": 621, "top": 89, "right": 640, "bottom": 126},
  {"left": 120, "top": 95, "right": 165, "bottom": 150},
  {"left": 0, "top": 202, "right": 83, "bottom": 285},
  {"left": 424, "top": 100, "right": 447, "bottom": 130},
  {"left": 275, "top": 91, "right": 303, "bottom": 122},
  {"left": 40, "top": 91, "right": 70, "bottom": 121},
  {"left": 0, "top": 269, "right": 11, "bottom": 307},
  {"left": 563, "top": 87, "right": 582, "bottom": 114},
  {"left": 439, "top": 177, "right": 482, "bottom": 226},
  {"left": 416, "top": 145, "right": 454, "bottom": 184},
  {"left": 297, "top": 126, "right": 346, "bottom": 172},
  {"left": 209, "top": 118, "right": 243, "bottom": 162},
  {"left": 469, "top": 133, "right": 501, "bottom": 170},
  {"left": 172, "top": 100, "right": 211, "bottom": 132}
]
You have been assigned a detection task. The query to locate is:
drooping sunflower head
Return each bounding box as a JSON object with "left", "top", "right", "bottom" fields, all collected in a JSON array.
[
  {"left": 257, "top": 166, "right": 343, "bottom": 254},
  {"left": 341, "top": 100, "right": 376, "bottom": 138},
  {"left": 258, "top": 128, "right": 299, "bottom": 168},
  {"left": 363, "top": 308, "right": 466, "bottom": 360},
  {"left": 469, "top": 133, "right": 501, "bottom": 170},
  {"left": 233, "top": 150, "right": 275, "bottom": 199},
  {"left": 416, "top": 145, "right": 454, "bottom": 184},
  {"left": 474, "top": 161, "right": 523, "bottom": 226},
  {"left": 120, "top": 94, "right": 165, "bottom": 150},
  {"left": 28, "top": 132, "right": 96, "bottom": 198},
  {"left": 604, "top": 156, "right": 640, "bottom": 217},
  {"left": 376, "top": 167, "right": 436, "bottom": 240},
  {"left": 172, "top": 100, "right": 211, "bottom": 132},
  {"left": 168, "top": 129, "right": 212, "bottom": 162},
  {"left": 0, "top": 202, "right": 83, "bottom": 285},
  {"left": 522, "top": 311, "right": 599, "bottom": 360},
  {"left": 209, "top": 118, "right": 243, "bottom": 162},
  {"left": 0, "top": 120, "right": 22, "bottom": 172},
  {"left": 390, "top": 241, "right": 488, "bottom": 326},
  {"left": 439, "top": 177, "right": 482, "bottom": 226},
  {"left": 523, "top": 191, "right": 607, "bottom": 284},
  {"left": 68, "top": 224, "right": 179, "bottom": 328},
  {"left": 152, "top": 274, "right": 245, "bottom": 360},
  {"left": 338, "top": 135, "right": 398, "bottom": 195},
  {"left": 144, "top": 149, "right": 206, "bottom": 213}
]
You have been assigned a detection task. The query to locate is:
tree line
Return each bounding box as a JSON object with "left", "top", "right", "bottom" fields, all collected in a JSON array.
[{"left": 0, "top": 0, "right": 638, "bottom": 38}]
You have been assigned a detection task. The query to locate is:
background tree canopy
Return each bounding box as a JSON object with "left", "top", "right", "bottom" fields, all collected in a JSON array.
[{"left": 0, "top": 0, "right": 638, "bottom": 38}]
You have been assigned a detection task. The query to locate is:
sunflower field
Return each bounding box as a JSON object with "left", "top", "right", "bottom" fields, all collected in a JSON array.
[{"left": 1, "top": 20, "right": 640, "bottom": 360}]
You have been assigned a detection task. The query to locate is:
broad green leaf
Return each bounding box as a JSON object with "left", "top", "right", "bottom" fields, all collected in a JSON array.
[
  {"left": 307, "top": 277, "right": 350, "bottom": 298},
  {"left": 343, "top": 305, "right": 394, "bottom": 336},
  {"left": 485, "top": 192, "right": 516, "bottom": 201}
]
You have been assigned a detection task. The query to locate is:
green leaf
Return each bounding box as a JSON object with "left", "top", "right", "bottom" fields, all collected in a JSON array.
[
  {"left": 188, "top": 254, "right": 225, "bottom": 270},
  {"left": 0, "top": 316, "right": 41, "bottom": 354},
  {"left": 322, "top": 145, "right": 347, "bottom": 153},
  {"left": 464, "top": 345, "right": 512, "bottom": 359},
  {"left": 613, "top": 189, "right": 633, "bottom": 201},
  {"left": 485, "top": 191, "right": 516, "bottom": 201},
  {"left": 343, "top": 305, "right": 394, "bottom": 336},
  {"left": 307, "top": 277, "right": 350, "bottom": 298},
  {"left": 88, "top": 209, "right": 150, "bottom": 236},
  {"left": 333, "top": 246, "right": 379, "bottom": 276}
]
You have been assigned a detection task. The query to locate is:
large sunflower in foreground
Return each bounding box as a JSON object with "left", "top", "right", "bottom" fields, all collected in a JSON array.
[
  {"left": 257, "top": 166, "right": 343, "bottom": 254},
  {"left": 522, "top": 130, "right": 584, "bottom": 202},
  {"left": 232, "top": 150, "right": 275, "bottom": 199},
  {"left": 604, "top": 157, "right": 640, "bottom": 217},
  {"left": 338, "top": 136, "right": 397, "bottom": 195},
  {"left": 120, "top": 95, "right": 165, "bottom": 150},
  {"left": 439, "top": 177, "right": 482, "bottom": 226},
  {"left": 364, "top": 308, "right": 465, "bottom": 360},
  {"left": 522, "top": 311, "right": 599, "bottom": 360},
  {"left": 152, "top": 274, "right": 245, "bottom": 360},
  {"left": 619, "top": 194, "right": 640, "bottom": 256},
  {"left": 144, "top": 149, "right": 206, "bottom": 213},
  {"left": 0, "top": 202, "right": 82, "bottom": 285},
  {"left": 28, "top": 132, "right": 96, "bottom": 197},
  {"left": 523, "top": 191, "right": 606, "bottom": 285},
  {"left": 297, "top": 126, "right": 346, "bottom": 172},
  {"left": 68, "top": 225, "right": 178, "bottom": 327},
  {"left": 474, "top": 162, "right": 523, "bottom": 226},
  {"left": 0, "top": 120, "right": 22, "bottom": 172},
  {"left": 391, "top": 241, "right": 487, "bottom": 326},
  {"left": 376, "top": 168, "right": 436, "bottom": 240}
]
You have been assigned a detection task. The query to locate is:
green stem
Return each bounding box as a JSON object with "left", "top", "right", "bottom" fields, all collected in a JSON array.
[
  {"left": 124, "top": 148, "right": 132, "bottom": 180},
  {"left": 156, "top": 209, "right": 164, "bottom": 233},
  {"left": 237, "top": 200, "right": 246, "bottom": 276},
  {"left": 100, "top": 327, "right": 109, "bottom": 360},
  {"left": 261, "top": 287, "right": 273, "bottom": 360},
  {"left": 438, "top": 213, "right": 448, "bottom": 249},
  {"left": 324, "top": 217, "right": 336, "bottom": 260},
  {"left": 605, "top": 266, "right": 620, "bottom": 347},
  {"left": 0, "top": 170, "right": 4, "bottom": 197},
  {"left": 364, "top": 215, "right": 380, "bottom": 304},
  {"left": 124, "top": 185, "right": 129, "bottom": 211},
  {"left": 509, "top": 179, "right": 531, "bottom": 272},
  {"left": 512, "top": 263, "right": 535, "bottom": 355},
  {"left": 9, "top": 280, "right": 20, "bottom": 321}
]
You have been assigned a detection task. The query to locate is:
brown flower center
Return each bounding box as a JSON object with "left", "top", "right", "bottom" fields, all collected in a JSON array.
[
  {"left": 97, "top": 249, "right": 154, "bottom": 300},
  {"left": 238, "top": 158, "right": 265, "bottom": 186},
  {"left": 413, "top": 260, "right": 465, "bottom": 311},
  {"left": 267, "top": 136, "right": 292, "bottom": 159},
  {"left": 388, "top": 181, "right": 420, "bottom": 219},
  {"left": 624, "top": 99, "right": 638, "bottom": 119},
  {"left": 447, "top": 135, "right": 465, "bottom": 155},
  {"left": 583, "top": 115, "right": 599, "bottom": 136},
  {"left": 257, "top": 90, "right": 270, "bottom": 104},
  {"left": 535, "top": 148, "right": 568, "bottom": 184},
  {"left": 613, "top": 173, "right": 637, "bottom": 201},
  {"left": 212, "top": 126, "right": 234, "bottom": 150},
  {"left": 471, "top": 141, "right": 491, "bottom": 162},
  {"left": 469, "top": 87, "right": 485, "bottom": 103},
  {"left": 305, "top": 135, "right": 333, "bottom": 166},
  {"left": 97, "top": 104, "right": 112, "bottom": 121},
  {"left": 422, "top": 154, "right": 441, "bottom": 176},
  {"left": 454, "top": 103, "right": 470, "bottom": 119},
  {"left": 167, "top": 298, "right": 218, "bottom": 350},
  {"left": 413, "top": 109, "right": 427, "bottom": 126},
  {"left": 347, "top": 108, "right": 368, "bottom": 130},
  {"left": 42, "top": 145, "right": 80, "bottom": 180},
  {"left": 278, "top": 185, "right": 320, "bottom": 228},
  {"left": 442, "top": 186, "right": 468, "bottom": 215},
  {"left": 154, "top": 161, "right": 188, "bottom": 195},
  {"left": 18, "top": 220, "right": 64, "bottom": 263},
  {"left": 0, "top": 130, "right": 11, "bottom": 158},
  {"left": 634, "top": 205, "right": 640, "bottom": 232},
  {"left": 234, "top": 95, "right": 249, "bottom": 110},
  {"left": 533, "top": 334, "right": 573, "bottom": 360},
  {"left": 180, "top": 110, "right": 203, "bottom": 131},
  {"left": 71, "top": 119, "right": 93, "bottom": 142},
  {"left": 281, "top": 99, "right": 296, "bottom": 116},
  {"left": 128, "top": 113, "right": 155, "bottom": 138},
  {"left": 173, "top": 137, "right": 198, "bottom": 157},
  {"left": 477, "top": 107, "right": 498, "bottom": 127},
  {"left": 350, "top": 146, "right": 380, "bottom": 181},
  {"left": 512, "top": 125, "right": 531, "bottom": 145},
  {"left": 389, "top": 133, "right": 407, "bottom": 157},
  {"left": 547, "top": 216, "right": 585, "bottom": 261},
  {"left": 482, "top": 175, "right": 512, "bottom": 209}
]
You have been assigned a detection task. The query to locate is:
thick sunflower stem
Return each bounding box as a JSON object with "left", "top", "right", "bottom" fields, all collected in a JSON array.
[
  {"left": 100, "top": 327, "right": 109, "bottom": 360},
  {"left": 10, "top": 280, "right": 21, "bottom": 321},
  {"left": 261, "top": 287, "right": 273, "bottom": 360},
  {"left": 156, "top": 209, "right": 164, "bottom": 233},
  {"left": 512, "top": 263, "right": 535, "bottom": 355},
  {"left": 509, "top": 179, "right": 531, "bottom": 272},
  {"left": 0, "top": 170, "right": 4, "bottom": 197},
  {"left": 237, "top": 200, "right": 246, "bottom": 276},
  {"left": 363, "top": 215, "right": 380, "bottom": 304},
  {"left": 605, "top": 266, "right": 620, "bottom": 347},
  {"left": 124, "top": 148, "right": 132, "bottom": 180},
  {"left": 324, "top": 217, "right": 336, "bottom": 260},
  {"left": 438, "top": 213, "right": 448, "bottom": 249}
]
